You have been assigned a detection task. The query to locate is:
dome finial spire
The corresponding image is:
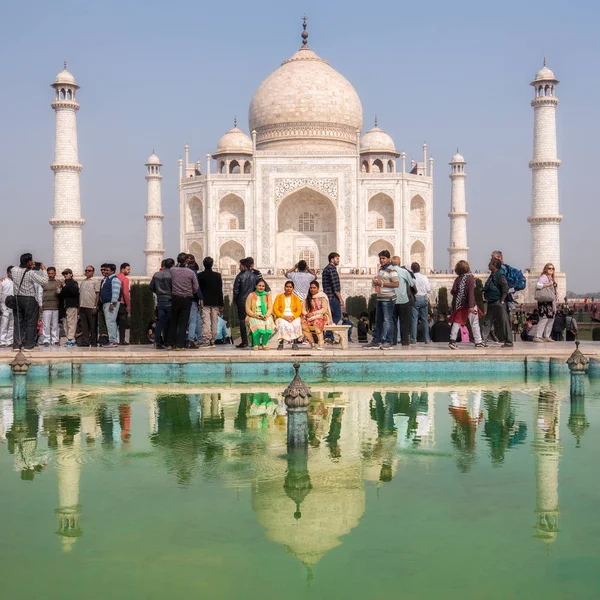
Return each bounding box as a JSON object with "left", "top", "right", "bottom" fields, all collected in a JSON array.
[
  {"left": 63, "top": 60, "right": 67, "bottom": 70},
  {"left": 234, "top": 115, "right": 237, "bottom": 128},
  {"left": 374, "top": 115, "right": 378, "bottom": 128},
  {"left": 301, "top": 14, "right": 308, "bottom": 47},
  {"left": 543, "top": 56, "right": 547, "bottom": 67}
]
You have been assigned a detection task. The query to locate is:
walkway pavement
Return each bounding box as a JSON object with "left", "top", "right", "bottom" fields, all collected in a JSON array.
[{"left": 0, "top": 341, "right": 597, "bottom": 364}]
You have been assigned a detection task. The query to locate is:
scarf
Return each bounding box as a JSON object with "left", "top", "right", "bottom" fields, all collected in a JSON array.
[
  {"left": 455, "top": 273, "right": 472, "bottom": 309},
  {"left": 255, "top": 290, "right": 268, "bottom": 316}
]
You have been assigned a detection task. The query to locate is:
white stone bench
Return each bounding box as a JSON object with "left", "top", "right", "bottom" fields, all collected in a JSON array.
[{"left": 323, "top": 324, "right": 351, "bottom": 350}]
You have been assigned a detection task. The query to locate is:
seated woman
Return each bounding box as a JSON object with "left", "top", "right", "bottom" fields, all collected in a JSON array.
[
  {"left": 301, "top": 281, "right": 332, "bottom": 350},
  {"left": 245, "top": 279, "right": 275, "bottom": 350},
  {"left": 273, "top": 280, "right": 303, "bottom": 351}
]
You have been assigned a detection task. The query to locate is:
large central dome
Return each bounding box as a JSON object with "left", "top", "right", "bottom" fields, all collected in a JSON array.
[{"left": 249, "top": 45, "right": 363, "bottom": 151}]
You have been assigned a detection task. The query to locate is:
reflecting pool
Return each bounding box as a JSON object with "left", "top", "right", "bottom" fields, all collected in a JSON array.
[{"left": 1, "top": 379, "right": 599, "bottom": 599}]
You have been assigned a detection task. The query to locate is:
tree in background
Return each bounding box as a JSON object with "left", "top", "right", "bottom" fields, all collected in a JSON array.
[
  {"left": 130, "top": 283, "right": 155, "bottom": 344},
  {"left": 438, "top": 287, "right": 449, "bottom": 319}
]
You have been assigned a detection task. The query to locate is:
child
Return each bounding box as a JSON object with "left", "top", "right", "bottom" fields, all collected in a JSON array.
[
  {"left": 146, "top": 320, "right": 156, "bottom": 344},
  {"left": 341, "top": 312, "right": 353, "bottom": 343},
  {"left": 357, "top": 312, "right": 369, "bottom": 344}
]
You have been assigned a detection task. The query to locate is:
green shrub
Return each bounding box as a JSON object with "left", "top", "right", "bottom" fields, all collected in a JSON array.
[
  {"left": 438, "top": 287, "right": 449, "bottom": 318},
  {"left": 130, "top": 283, "right": 155, "bottom": 344}
]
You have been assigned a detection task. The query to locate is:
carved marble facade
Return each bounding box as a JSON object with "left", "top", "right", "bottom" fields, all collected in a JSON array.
[{"left": 178, "top": 37, "right": 434, "bottom": 273}]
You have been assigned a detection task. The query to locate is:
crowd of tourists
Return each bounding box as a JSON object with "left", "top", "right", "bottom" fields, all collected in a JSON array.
[{"left": 0, "top": 248, "right": 571, "bottom": 352}]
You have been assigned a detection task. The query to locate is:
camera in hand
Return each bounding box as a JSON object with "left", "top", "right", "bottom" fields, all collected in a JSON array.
[{"left": 33, "top": 262, "right": 42, "bottom": 271}]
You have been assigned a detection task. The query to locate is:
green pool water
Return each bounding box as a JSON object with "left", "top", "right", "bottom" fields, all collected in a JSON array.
[{"left": 1, "top": 379, "right": 599, "bottom": 600}]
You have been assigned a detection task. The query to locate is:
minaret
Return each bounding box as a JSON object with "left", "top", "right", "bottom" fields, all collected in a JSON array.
[
  {"left": 448, "top": 151, "right": 468, "bottom": 271},
  {"left": 529, "top": 60, "right": 562, "bottom": 275},
  {"left": 55, "top": 430, "right": 83, "bottom": 552},
  {"left": 50, "top": 62, "right": 84, "bottom": 275},
  {"left": 532, "top": 392, "right": 561, "bottom": 549},
  {"left": 144, "top": 152, "right": 165, "bottom": 276}
]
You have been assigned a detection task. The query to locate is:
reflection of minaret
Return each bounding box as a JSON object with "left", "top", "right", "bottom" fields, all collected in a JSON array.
[
  {"left": 532, "top": 392, "right": 561, "bottom": 548},
  {"left": 55, "top": 427, "right": 83, "bottom": 552}
]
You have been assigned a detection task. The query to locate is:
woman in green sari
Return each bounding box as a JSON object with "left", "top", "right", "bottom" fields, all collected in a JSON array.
[{"left": 245, "top": 279, "right": 275, "bottom": 350}]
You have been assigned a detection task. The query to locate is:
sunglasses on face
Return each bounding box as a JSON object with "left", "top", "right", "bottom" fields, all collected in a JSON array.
[{"left": 85, "top": 269, "right": 94, "bottom": 272}]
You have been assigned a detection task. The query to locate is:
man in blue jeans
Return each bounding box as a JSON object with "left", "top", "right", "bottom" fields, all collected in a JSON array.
[
  {"left": 410, "top": 262, "right": 432, "bottom": 344},
  {"left": 363, "top": 250, "right": 399, "bottom": 350},
  {"left": 149, "top": 258, "right": 174, "bottom": 349},
  {"left": 321, "top": 252, "right": 344, "bottom": 342}
]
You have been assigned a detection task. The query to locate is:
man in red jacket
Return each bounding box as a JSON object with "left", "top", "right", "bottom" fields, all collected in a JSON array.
[{"left": 116, "top": 262, "right": 131, "bottom": 345}]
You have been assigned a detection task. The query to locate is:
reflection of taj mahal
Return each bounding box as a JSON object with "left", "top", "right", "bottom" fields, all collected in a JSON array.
[{"left": 178, "top": 22, "right": 433, "bottom": 275}]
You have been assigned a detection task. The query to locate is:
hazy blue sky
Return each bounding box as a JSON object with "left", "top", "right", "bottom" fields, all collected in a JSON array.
[{"left": 0, "top": 0, "right": 597, "bottom": 291}]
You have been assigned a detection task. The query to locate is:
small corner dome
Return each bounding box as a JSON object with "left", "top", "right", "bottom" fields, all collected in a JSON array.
[
  {"left": 147, "top": 153, "right": 161, "bottom": 165},
  {"left": 360, "top": 127, "right": 397, "bottom": 154},
  {"left": 535, "top": 65, "right": 556, "bottom": 81},
  {"left": 214, "top": 127, "right": 253, "bottom": 156},
  {"left": 54, "top": 68, "right": 76, "bottom": 85},
  {"left": 451, "top": 151, "right": 465, "bottom": 163}
]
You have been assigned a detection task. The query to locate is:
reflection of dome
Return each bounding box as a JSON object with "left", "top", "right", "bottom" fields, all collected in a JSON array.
[
  {"left": 214, "top": 126, "right": 253, "bottom": 156},
  {"left": 249, "top": 46, "right": 363, "bottom": 151},
  {"left": 252, "top": 459, "right": 365, "bottom": 567},
  {"left": 360, "top": 127, "right": 397, "bottom": 154}
]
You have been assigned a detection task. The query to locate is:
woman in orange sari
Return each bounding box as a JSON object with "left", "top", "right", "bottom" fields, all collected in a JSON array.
[{"left": 301, "top": 281, "right": 332, "bottom": 350}]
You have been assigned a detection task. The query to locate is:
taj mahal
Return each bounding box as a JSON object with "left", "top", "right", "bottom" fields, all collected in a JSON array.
[{"left": 48, "top": 18, "right": 565, "bottom": 300}]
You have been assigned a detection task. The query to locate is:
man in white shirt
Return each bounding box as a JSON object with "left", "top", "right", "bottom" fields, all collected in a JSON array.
[
  {"left": 284, "top": 260, "right": 317, "bottom": 301},
  {"left": 411, "top": 262, "right": 432, "bottom": 344},
  {"left": 0, "top": 266, "right": 14, "bottom": 347}
]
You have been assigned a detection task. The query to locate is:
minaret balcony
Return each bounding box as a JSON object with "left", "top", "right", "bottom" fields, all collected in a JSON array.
[
  {"left": 49, "top": 218, "right": 85, "bottom": 227},
  {"left": 531, "top": 97, "right": 558, "bottom": 107},
  {"left": 51, "top": 100, "right": 80, "bottom": 111},
  {"left": 144, "top": 214, "right": 165, "bottom": 220},
  {"left": 527, "top": 215, "right": 563, "bottom": 224},
  {"left": 529, "top": 159, "right": 561, "bottom": 168},
  {"left": 448, "top": 211, "right": 468, "bottom": 218},
  {"left": 50, "top": 163, "right": 82, "bottom": 173}
]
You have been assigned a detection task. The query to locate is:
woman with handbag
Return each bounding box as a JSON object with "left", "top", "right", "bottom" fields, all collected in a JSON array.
[{"left": 533, "top": 263, "right": 557, "bottom": 343}]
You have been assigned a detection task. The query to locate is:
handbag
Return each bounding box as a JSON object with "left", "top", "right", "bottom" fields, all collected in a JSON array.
[
  {"left": 4, "top": 268, "right": 29, "bottom": 310},
  {"left": 534, "top": 285, "right": 555, "bottom": 303}
]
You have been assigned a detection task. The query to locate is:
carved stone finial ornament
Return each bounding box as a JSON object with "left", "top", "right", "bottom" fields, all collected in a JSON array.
[
  {"left": 566, "top": 341, "right": 589, "bottom": 374},
  {"left": 10, "top": 349, "right": 31, "bottom": 375},
  {"left": 301, "top": 14, "right": 308, "bottom": 47},
  {"left": 283, "top": 362, "right": 312, "bottom": 411}
]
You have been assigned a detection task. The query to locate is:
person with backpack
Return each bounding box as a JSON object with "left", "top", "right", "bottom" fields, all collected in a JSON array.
[
  {"left": 99, "top": 263, "right": 122, "bottom": 348},
  {"left": 565, "top": 310, "right": 578, "bottom": 341},
  {"left": 481, "top": 258, "right": 513, "bottom": 347},
  {"left": 410, "top": 262, "right": 432, "bottom": 344},
  {"left": 9, "top": 253, "right": 49, "bottom": 351},
  {"left": 491, "top": 251, "right": 526, "bottom": 307},
  {"left": 390, "top": 255, "right": 416, "bottom": 347}
]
